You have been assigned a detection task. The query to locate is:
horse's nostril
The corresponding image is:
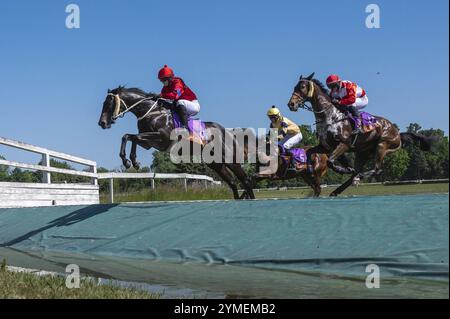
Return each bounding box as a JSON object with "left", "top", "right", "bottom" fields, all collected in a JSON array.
[{"left": 289, "top": 102, "right": 294, "bottom": 107}]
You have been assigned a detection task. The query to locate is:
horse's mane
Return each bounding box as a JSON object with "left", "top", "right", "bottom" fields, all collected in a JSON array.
[
  {"left": 112, "top": 86, "right": 158, "bottom": 97},
  {"left": 310, "top": 79, "right": 329, "bottom": 95}
]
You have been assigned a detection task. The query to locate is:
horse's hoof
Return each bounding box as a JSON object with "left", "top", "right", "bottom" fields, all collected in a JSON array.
[
  {"left": 329, "top": 192, "right": 338, "bottom": 197},
  {"left": 123, "top": 159, "right": 132, "bottom": 169},
  {"left": 133, "top": 162, "right": 140, "bottom": 170}
]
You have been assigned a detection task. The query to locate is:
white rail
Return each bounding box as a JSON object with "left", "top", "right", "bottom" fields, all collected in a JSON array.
[
  {"left": 0, "top": 136, "right": 99, "bottom": 207},
  {"left": 0, "top": 136, "right": 97, "bottom": 185},
  {"left": 97, "top": 172, "right": 221, "bottom": 203},
  {"left": 1, "top": 136, "right": 221, "bottom": 206}
]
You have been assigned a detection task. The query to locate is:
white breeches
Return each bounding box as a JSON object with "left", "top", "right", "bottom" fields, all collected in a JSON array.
[
  {"left": 178, "top": 99, "right": 201, "bottom": 117},
  {"left": 279, "top": 132, "right": 303, "bottom": 149},
  {"left": 352, "top": 95, "right": 369, "bottom": 110}
]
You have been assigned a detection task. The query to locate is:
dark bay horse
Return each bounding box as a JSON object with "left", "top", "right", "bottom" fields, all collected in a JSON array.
[
  {"left": 98, "top": 86, "right": 255, "bottom": 199},
  {"left": 240, "top": 131, "right": 329, "bottom": 197},
  {"left": 287, "top": 73, "right": 434, "bottom": 196}
]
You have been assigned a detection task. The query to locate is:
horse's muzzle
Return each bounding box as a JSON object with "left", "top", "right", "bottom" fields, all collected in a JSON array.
[{"left": 98, "top": 119, "right": 111, "bottom": 129}]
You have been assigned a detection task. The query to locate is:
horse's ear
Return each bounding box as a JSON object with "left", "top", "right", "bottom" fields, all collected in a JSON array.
[
  {"left": 306, "top": 72, "right": 315, "bottom": 80},
  {"left": 107, "top": 89, "right": 111, "bottom": 93},
  {"left": 299, "top": 75, "right": 303, "bottom": 80}
]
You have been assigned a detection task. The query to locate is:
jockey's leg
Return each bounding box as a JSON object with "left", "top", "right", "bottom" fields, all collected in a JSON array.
[
  {"left": 351, "top": 96, "right": 368, "bottom": 134},
  {"left": 281, "top": 133, "right": 303, "bottom": 170},
  {"left": 354, "top": 95, "right": 369, "bottom": 110},
  {"left": 348, "top": 104, "right": 362, "bottom": 134},
  {"left": 176, "top": 99, "right": 201, "bottom": 130},
  {"left": 177, "top": 99, "right": 201, "bottom": 117}
]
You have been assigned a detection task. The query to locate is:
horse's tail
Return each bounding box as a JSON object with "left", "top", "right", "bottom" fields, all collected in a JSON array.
[{"left": 400, "top": 132, "right": 435, "bottom": 151}]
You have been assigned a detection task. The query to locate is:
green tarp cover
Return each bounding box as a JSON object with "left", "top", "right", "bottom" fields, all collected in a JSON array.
[{"left": 0, "top": 194, "right": 448, "bottom": 281}]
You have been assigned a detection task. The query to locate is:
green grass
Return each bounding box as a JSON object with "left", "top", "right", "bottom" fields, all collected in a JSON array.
[
  {"left": 100, "top": 182, "right": 448, "bottom": 203},
  {"left": 0, "top": 261, "right": 159, "bottom": 299},
  {"left": 100, "top": 184, "right": 231, "bottom": 203},
  {"left": 254, "top": 182, "right": 449, "bottom": 199}
]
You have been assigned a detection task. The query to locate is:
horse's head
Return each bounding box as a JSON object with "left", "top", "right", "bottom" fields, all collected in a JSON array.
[
  {"left": 98, "top": 87, "right": 121, "bottom": 129},
  {"left": 287, "top": 72, "right": 315, "bottom": 112}
]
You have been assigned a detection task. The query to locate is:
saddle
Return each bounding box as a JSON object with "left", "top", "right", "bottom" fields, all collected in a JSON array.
[
  {"left": 348, "top": 111, "right": 381, "bottom": 133},
  {"left": 172, "top": 112, "right": 208, "bottom": 146},
  {"left": 279, "top": 147, "right": 308, "bottom": 173}
]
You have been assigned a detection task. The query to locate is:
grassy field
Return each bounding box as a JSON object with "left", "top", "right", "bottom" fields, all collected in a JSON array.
[
  {"left": 254, "top": 182, "right": 449, "bottom": 199},
  {"left": 100, "top": 182, "right": 449, "bottom": 203},
  {"left": 0, "top": 262, "right": 159, "bottom": 299}
]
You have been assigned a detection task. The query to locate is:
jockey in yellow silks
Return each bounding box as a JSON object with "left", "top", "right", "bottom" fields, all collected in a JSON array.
[{"left": 267, "top": 106, "right": 303, "bottom": 169}]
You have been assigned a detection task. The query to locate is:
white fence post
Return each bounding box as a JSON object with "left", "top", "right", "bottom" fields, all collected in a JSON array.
[
  {"left": 109, "top": 178, "right": 114, "bottom": 204},
  {"left": 92, "top": 165, "right": 98, "bottom": 185},
  {"left": 42, "top": 153, "right": 51, "bottom": 184},
  {"left": 184, "top": 178, "right": 187, "bottom": 192},
  {"left": 151, "top": 178, "right": 155, "bottom": 190}
]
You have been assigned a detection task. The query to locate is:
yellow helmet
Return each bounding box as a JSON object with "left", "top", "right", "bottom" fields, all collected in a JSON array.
[{"left": 267, "top": 106, "right": 281, "bottom": 117}]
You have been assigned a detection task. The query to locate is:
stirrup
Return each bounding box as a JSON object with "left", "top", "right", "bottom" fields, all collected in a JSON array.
[{"left": 351, "top": 127, "right": 362, "bottom": 135}]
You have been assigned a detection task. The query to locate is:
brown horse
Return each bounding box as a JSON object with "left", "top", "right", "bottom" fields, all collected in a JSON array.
[
  {"left": 241, "top": 132, "right": 328, "bottom": 197},
  {"left": 287, "top": 73, "right": 434, "bottom": 196}
]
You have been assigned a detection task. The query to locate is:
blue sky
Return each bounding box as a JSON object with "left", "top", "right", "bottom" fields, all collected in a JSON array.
[{"left": 0, "top": 0, "right": 448, "bottom": 169}]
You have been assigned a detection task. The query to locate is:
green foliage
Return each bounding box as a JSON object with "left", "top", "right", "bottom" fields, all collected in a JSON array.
[
  {"left": 402, "top": 125, "right": 449, "bottom": 180},
  {"left": 0, "top": 155, "right": 8, "bottom": 182},
  {"left": 382, "top": 149, "right": 410, "bottom": 181}
]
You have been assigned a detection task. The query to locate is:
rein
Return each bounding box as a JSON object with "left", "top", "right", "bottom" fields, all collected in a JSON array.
[{"left": 108, "top": 93, "right": 157, "bottom": 121}]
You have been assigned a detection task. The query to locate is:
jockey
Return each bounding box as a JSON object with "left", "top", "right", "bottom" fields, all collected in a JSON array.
[
  {"left": 267, "top": 106, "right": 303, "bottom": 170},
  {"left": 157, "top": 65, "right": 200, "bottom": 129},
  {"left": 326, "top": 74, "right": 369, "bottom": 134}
]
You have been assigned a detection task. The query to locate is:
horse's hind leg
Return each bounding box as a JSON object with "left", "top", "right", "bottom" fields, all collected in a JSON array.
[
  {"left": 208, "top": 164, "right": 240, "bottom": 199},
  {"left": 226, "top": 163, "right": 255, "bottom": 199},
  {"left": 359, "top": 141, "right": 389, "bottom": 179}
]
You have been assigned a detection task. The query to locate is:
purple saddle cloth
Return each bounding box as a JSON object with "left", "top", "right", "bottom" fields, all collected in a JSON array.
[
  {"left": 349, "top": 111, "right": 378, "bottom": 126},
  {"left": 172, "top": 112, "right": 207, "bottom": 141},
  {"left": 279, "top": 145, "right": 308, "bottom": 166},
  {"left": 290, "top": 148, "right": 307, "bottom": 165}
]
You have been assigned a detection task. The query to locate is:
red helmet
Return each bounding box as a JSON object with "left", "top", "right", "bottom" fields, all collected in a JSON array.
[
  {"left": 326, "top": 74, "right": 341, "bottom": 86},
  {"left": 158, "top": 65, "right": 174, "bottom": 79}
]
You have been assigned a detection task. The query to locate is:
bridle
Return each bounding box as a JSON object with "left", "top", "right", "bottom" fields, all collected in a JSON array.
[
  {"left": 108, "top": 93, "right": 159, "bottom": 121},
  {"left": 291, "top": 81, "right": 332, "bottom": 115}
]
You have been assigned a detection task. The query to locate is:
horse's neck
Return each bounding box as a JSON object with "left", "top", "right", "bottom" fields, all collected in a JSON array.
[{"left": 312, "top": 92, "right": 344, "bottom": 126}]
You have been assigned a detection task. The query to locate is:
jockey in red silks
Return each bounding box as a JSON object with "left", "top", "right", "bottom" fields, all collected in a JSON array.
[
  {"left": 326, "top": 74, "right": 369, "bottom": 134},
  {"left": 157, "top": 65, "right": 200, "bottom": 128}
]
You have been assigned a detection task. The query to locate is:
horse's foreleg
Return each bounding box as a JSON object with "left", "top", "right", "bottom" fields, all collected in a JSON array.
[
  {"left": 130, "top": 140, "right": 140, "bottom": 170},
  {"left": 329, "top": 173, "right": 358, "bottom": 197},
  {"left": 329, "top": 151, "right": 370, "bottom": 197},
  {"left": 128, "top": 132, "right": 163, "bottom": 170},
  {"left": 120, "top": 134, "right": 135, "bottom": 169},
  {"left": 327, "top": 143, "right": 354, "bottom": 174}
]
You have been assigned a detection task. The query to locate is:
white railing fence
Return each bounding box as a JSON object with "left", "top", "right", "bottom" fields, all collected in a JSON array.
[
  {"left": 97, "top": 172, "right": 222, "bottom": 203},
  {"left": 0, "top": 136, "right": 98, "bottom": 185},
  {"left": 0, "top": 136, "right": 99, "bottom": 207},
  {"left": 1, "top": 136, "right": 221, "bottom": 207}
]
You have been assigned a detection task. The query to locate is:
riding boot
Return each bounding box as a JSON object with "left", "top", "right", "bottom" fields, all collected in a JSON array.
[
  {"left": 349, "top": 106, "right": 362, "bottom": 135},
  {"left": 177, "top": 106, "right": 189, "bottom": 130},
  {"left": 285, "top": 150, "right": 297, "bottom": 172}
]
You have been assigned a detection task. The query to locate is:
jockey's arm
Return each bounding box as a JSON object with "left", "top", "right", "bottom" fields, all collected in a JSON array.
[
  {"left": 160, "top": 79, "right": 185, "bottom": 100},
  {"left": 339, "top": 83, "right": 357, "bottom": 106}
]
